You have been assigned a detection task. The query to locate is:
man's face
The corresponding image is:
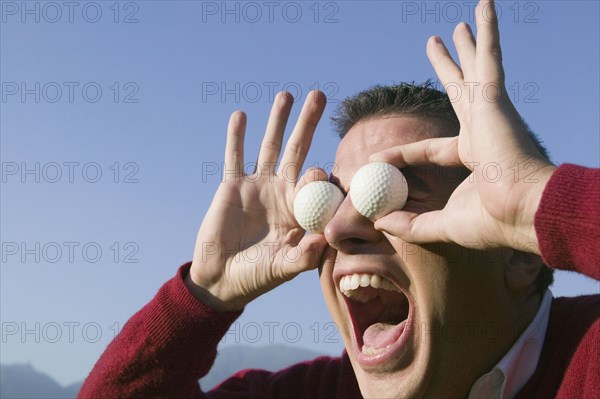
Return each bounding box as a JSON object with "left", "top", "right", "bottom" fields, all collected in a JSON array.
[{"left": 320, "top": 116, "right": 519, "bottom": 398}]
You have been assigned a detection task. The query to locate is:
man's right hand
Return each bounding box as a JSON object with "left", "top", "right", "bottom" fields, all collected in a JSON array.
[
  {"left": 186, "top": 91, "right": 329, "bottom": 311},
  {"left": 370, "top": 0, "right": 555, "bottom": 254}
]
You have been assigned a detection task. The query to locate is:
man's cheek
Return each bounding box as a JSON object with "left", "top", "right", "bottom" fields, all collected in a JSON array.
[
  {"left": 432, "top": 165, "right": 470, "bottom": 187},
  {"left": 439, "top": 167, "right": 470, "bottom": 198}
]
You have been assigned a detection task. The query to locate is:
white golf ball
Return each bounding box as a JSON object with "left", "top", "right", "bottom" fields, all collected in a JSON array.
[
  {"left": 350, "top": 162, "right": 408, "bottom": 220},
  {"left": 294, "top": 181, "right": 344, "bottom": 233}
]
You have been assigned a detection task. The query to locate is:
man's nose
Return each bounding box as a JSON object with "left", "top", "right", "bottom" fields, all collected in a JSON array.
[{"left": 324, "top": 196, "right": 381, "bottom": 253}]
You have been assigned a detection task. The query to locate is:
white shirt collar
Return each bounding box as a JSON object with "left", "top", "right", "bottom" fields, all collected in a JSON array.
[{"left": 468, "top": 290, "right": 553, "bottom": 399}]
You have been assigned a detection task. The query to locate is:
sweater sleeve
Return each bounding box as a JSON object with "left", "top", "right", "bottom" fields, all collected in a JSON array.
[
  {"left": 535, "top": 164, "right": 600, "bottom": 280},
  {"left": 78, "top": 262, "right": 242, "bottom": 399}
]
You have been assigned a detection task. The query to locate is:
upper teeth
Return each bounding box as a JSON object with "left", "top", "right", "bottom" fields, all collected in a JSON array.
[{"left": 339, "top": 273, "right": 399, "bottom": 302}]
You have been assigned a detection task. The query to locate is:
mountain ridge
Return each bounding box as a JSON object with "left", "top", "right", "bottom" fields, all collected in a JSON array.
[{"left": 1, "top": 344, "right": 335, "bottom": 398}]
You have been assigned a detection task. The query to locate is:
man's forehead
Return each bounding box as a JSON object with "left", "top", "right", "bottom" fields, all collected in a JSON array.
[
  {"left": 333, "top": 116, "right": 448, "bottom": 185},
  {"left": 338, "top": 116, "right": 446, "bottom": 151}
]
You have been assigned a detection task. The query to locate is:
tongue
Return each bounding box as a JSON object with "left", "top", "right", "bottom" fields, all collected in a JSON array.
[{"left": 363, "top": 322, "right": 404, "bottom": 349}]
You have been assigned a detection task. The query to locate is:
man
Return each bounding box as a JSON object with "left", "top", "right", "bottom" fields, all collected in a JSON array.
[{"left": 79, "top": 1, "right": 599, "bottom": 397}]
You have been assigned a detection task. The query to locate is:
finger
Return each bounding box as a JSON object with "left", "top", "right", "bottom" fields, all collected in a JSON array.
[
  {"left": 426, "top": 35, "right": 464, "bottom": 89},
  {"left": 475, "top": 0, "right": 504, "bottom": 83},
  {"left": 295, "top": 167, "right": 329, "bottom": 194},
  {"left": 426, "top": 36, "right": 468, "bottom": 116},
  {"left": 224, "top": 111, "right": 247, "bottom": 182},
  {"left": 281, "top": 234, "right": 328, "bottom": 276},
  {"left": 374, "top": 210, "right": 446, "bottom": 244},
  {"left": 369, "top": 137, "right": 461, "bottom": 168},
  {"left": 278, "top": 90, "right": 326, "bottom": 183},
  {"left": 256, "top": 91, "right": 294, "bottom": 175},
  {"left": 453, "top": 22, "right": 477, "bottom": 81}
]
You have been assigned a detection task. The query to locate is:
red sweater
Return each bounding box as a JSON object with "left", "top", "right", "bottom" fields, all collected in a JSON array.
[{"left": 78, "top": 164, "right": 600, "bottom": 399}]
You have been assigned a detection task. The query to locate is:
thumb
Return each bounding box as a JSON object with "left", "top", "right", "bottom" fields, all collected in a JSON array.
[
  {"left": 374, "top": 210, "right": 444, "bottom": 244},
  {"left": 280, "top": 234, "right": 328, "bottom": 277}
]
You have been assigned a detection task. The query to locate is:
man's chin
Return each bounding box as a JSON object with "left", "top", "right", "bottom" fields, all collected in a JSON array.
[
  {"left": 344, "top": 324, "right": 434, "bottom": 399},
  {"left": 352, "top": 364, "right": 431, "bottom": 399}
]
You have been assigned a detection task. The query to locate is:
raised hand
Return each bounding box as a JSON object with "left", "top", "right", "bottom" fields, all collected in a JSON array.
[
  {"left": 372, "top": 0, "right": 556, "bottom": 253},
  {"left": 186, "top": 91, "right": 330, "bottom": 311}
]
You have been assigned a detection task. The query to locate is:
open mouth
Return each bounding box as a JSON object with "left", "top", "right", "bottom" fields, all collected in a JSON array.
[{"left": 339, "top": 273, "right": 412, "bottom": 368}]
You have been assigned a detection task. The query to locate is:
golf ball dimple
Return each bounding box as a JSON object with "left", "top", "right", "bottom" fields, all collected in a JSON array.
[
  {"left": 350, "top": 162, "right": 408, "bottom": 220},
  {"left": 294, "top": 181, "right": 345, "bottom": 233}
]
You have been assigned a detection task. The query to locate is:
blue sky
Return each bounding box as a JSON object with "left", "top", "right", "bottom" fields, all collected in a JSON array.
[{"left": 1, "top": 0, "right": 599, "bottom": 387}]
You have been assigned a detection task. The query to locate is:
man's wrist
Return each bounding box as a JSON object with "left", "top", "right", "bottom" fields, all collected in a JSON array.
[
  {"left": 515, "top": 164, "right": 557, "bottom": 253},
  {"left": 184, "top": 271, "right": 245, "bottom": 312}
]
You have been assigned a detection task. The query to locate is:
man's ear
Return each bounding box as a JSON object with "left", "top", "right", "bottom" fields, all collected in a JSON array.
[{"left": 504, "top": 250, "right": 544, "bottom": 291}]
